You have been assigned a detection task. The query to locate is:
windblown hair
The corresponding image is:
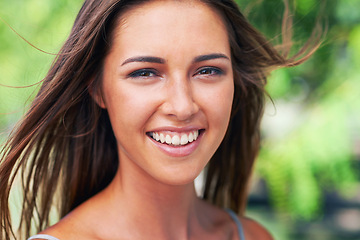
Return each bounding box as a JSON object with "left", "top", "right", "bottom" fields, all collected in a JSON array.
[{"left": 0, "top": 0, "right": 322, "bottom": 239}]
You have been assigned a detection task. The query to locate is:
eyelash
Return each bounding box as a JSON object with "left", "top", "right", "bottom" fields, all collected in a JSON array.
[
  {"left": 128, "top": 68, "right": 159, "bottom": 78},
  {"left": 128, "top": 67, "right": 223, "bottom": 79},
  {"left": 194, "top": 67, "right": 223, "bottom": 76}
]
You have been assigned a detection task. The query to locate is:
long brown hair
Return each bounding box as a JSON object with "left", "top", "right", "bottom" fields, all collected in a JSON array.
[{"left": 0, "top": 0, "right": 322, "bottom": 239}]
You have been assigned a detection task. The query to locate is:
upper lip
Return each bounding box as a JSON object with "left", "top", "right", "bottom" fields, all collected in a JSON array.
[{"left": 146, "top": 126, "right": 203, "bottom": 133}]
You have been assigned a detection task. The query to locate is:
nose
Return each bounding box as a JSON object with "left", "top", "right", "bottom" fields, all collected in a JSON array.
[{"left": 161, "top": 77, "right": 199, "bottom": 121}]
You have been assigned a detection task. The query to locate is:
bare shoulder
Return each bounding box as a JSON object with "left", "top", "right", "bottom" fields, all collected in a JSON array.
[
  {"left": 240, "top": 216, "right": 274, "bottom": 240},
  {"left": 34, "top": 218, "right": 78, "bottom": 240},
  {"left": 33, "top": 201, "right": 97, "bottom": 240}
]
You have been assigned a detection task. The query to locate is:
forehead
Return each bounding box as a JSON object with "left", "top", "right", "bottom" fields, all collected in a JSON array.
[
  {"left": 109, "top": 0, "right": 230, "bottom": 58},
  {"left": 119, "top": 0, "right": 225, "bottom": 25}
]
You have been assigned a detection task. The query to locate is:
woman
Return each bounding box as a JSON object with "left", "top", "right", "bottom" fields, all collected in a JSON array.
[{"left": 0, "top": 0, "right": 320, "bottom": 239}]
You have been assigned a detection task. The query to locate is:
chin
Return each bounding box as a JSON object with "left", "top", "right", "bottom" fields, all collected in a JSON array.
[{"left": 154, "top": 168, "right": 203, "bottom": 186}]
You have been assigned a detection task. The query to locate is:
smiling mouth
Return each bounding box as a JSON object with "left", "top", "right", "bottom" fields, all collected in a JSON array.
[{"left": 147, "top": 130, "right": 202, "bottom": 146}]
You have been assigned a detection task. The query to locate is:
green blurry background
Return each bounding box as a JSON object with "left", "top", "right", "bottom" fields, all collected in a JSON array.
[{"left": 0, "top": 0, "right": 359, "bottom": 239}]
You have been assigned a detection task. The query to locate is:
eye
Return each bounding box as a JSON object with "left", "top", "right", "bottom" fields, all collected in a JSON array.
[
  {"left": 128, "top": 69, "right": 159, "bottom": 78},
  {"left": 195, "top": 67, "right": 223, "bottom": 76}
]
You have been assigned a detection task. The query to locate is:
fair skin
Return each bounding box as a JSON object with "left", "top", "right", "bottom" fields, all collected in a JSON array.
[{"left": 38, "top": 1, "right": 272, "bottom": 239}]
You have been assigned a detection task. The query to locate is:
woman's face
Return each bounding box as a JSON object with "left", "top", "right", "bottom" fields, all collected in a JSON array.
[{"left": 97, "top": 0, "right": 234, "bottom": 185}]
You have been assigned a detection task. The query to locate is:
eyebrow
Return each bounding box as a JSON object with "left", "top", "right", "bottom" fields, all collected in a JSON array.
[
  {"left": 121, "top": 53, "right": 230, "bottom": 66},
  {"left": 121, "top": 56, "right": 166, "bottom": 66},
  {"left": 192, "top": 53, "right": 230, "bottom": 63}
]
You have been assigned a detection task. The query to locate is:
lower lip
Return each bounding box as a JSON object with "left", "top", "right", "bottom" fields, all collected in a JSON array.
[{"left": 148, "top": 132, "right": 203, "bottom": 158}]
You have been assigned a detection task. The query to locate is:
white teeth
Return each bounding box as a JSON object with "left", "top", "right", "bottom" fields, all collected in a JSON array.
[
  {"left": 165, "top": 135, "right": 172, "bottom": 144},
  {"left": 160, "top": 133, "right": 165, "bottom": 143},
  {"left": 150, "top": 130, "right": 200, "bottom": 146},
  {"left": 188, "top": 132, "right": 194, "bottom": 142},
  {"left": 180, "top": 134, "right": 188, "bottom": 145},
  {"left": 155, "top": 133, "right": 160, "bottom": 141},
  {"left": 172, "top": 135, "right": 180, "bottom": 145}
]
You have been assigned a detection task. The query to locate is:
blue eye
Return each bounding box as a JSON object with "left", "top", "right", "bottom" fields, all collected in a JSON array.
[
  {"left": 196, "top": 67, "right": 223, "bottom": 76},
  {"left": 128, "top": 69, "right": 158, "bottom": 78}
]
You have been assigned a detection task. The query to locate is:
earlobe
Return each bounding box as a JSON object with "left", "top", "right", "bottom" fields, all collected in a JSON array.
[{"left": 88, "top": 85, "right": 106, "bottom": 109}]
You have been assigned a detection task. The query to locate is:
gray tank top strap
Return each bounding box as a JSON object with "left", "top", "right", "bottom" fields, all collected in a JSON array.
[
  {"left": 225, "top": 209, "right": 246, "bottom": 240},
  {"left": 28, "top": 234, "right": 60, "bottom": 240}
]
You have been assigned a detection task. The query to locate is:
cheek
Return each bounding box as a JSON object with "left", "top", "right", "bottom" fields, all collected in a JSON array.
[
  {"left": 217, "top": 85, "right": 234, "bottom": 131},
  {"left": 104, "top": 87, "right": 157, "bottom": 136},
  {"left": 202, "top": 82, "right": 234, "bottom": 124},
  {"left": 220, "top": 84, "right": 234, "bottom": 113}
]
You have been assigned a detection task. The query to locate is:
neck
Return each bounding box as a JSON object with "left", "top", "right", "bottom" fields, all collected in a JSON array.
[{"left": 98, "top": 161, "right": 204, "bottom": 239}]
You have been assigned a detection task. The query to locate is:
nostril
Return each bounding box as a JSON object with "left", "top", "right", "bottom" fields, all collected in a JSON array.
[
  {"left": 168, "top": 99, "right": 198, "bottom": 121},
  {"left": 161, "top": 82, "right": 199, "bottom": 119}
]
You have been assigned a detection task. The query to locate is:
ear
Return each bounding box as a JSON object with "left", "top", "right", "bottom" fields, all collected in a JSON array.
[{"left": 88, "top": 84, "right": 106, "bottom": 109}]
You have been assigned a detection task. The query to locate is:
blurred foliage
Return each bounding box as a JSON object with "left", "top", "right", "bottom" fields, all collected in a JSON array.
[
  {"left": 0, "top": 0, "right": 83, "bottom": 132},
  {"left": 0, "top": 0, "right": 359, "bottom": 227},
  {"left": 236, "top": 0, "right": 360, "bottom": 220}
]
